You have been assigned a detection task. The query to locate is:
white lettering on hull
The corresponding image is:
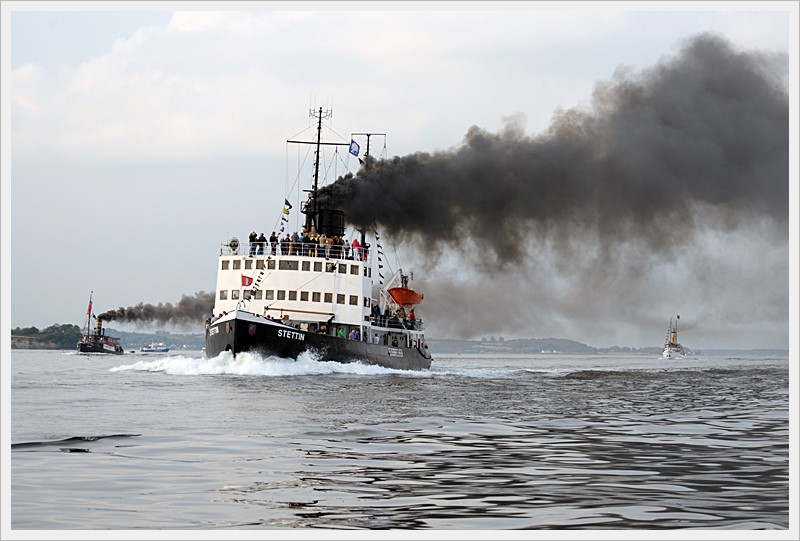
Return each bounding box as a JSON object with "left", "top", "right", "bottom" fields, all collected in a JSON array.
[
  {"left": 209, "top": 327, "right": 219, "bottom": 336},
  {"left": 277, "top": 329, "right": 306, "bottom": 341},
  {"left": 388, "top": 348, "right": 404, "bottom": 357}
]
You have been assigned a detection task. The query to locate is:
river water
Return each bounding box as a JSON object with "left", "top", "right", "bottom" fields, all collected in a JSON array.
[{"left": 8, "top": 349, "right": 792, "bottom": 536}]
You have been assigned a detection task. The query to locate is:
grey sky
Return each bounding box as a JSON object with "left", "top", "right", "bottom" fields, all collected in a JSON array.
[{"left": 3, "top": 2, "right": 796, "bottom": 349}]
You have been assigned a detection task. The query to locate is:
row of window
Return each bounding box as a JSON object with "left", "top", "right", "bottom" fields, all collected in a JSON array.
[
  {"left": 220, "top": 289, "right": 371, "bottom": 307},
  {"left": 222, "top": 259, "right": 371, "bottom": 277}
]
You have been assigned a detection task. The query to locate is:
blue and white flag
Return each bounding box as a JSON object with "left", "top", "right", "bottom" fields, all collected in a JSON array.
[{"left": 349, "top": 139, "right": 360, "bottom": 157}]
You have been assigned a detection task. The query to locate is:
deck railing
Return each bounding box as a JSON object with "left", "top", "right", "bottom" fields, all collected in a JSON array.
[{"left": 221, "top": 240, "right": 372, "bottom": 263}]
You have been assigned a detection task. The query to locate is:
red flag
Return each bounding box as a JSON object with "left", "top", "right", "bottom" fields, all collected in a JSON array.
[
  {"left": 241, "top": 275, "right": 253, "bottom": 287},
  {"left": 87, "top": 300, "right": 93, "bottom": 316}
]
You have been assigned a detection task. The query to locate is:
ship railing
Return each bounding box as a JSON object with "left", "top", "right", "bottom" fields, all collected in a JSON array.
[
  {"left": 367, "top": 316, "right": 423, "bottom": 332},
  {"left": 222, "top": 241, "right": 372, "bottom": 263}
]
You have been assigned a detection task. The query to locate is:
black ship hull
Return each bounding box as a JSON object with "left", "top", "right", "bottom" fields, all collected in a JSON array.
[
  {"left": 77, "top": 340, "right": 124, "bottom": 354},
  {"left": 205, "top": 312, "right": 431, "bottom": 371}
]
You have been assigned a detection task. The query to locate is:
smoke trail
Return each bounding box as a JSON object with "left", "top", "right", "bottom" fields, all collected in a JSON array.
[
  {"left": 317, "top": 33, "right": 788, "bottom": 266},
  {"left": 97, "top": 291, "right": 215, "bottom": 327}
]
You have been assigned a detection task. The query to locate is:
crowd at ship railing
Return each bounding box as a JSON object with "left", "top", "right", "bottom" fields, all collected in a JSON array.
[{"left": 222, "top": 231, "right": 370, "bottom": 261}]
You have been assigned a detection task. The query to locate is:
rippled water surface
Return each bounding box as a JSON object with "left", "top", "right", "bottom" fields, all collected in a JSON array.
[{"left": 9, "top": 349, "right": 791, "bottom": 532}]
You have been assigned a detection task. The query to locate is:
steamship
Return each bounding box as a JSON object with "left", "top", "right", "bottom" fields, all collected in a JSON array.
[
  {"left": 662, "top": 315, "right": 685, "bottom": 359},
  {"left": 203, "top": 109, "right": 432, "bottom": 370},
  {"left": 78, "top": 295, "right": 124, "bottom": 354}
]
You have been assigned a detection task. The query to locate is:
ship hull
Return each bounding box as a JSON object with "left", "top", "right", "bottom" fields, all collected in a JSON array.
[
  {"left": 662, "top": 345, "right": 685, "bottom": 359},
  {"left": 77, "top": 340, "right": 124, "bottom": 355},
  {"left": 205, "top": 312, "right": 431, "bottom": 371}
]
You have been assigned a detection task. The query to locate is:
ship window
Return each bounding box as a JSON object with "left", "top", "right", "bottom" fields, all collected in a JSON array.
[
  {"left": 302, "top": 261, "right": 310, "bottom": 271},
  {"left": 245, "top": 260, "right": 253, "bottom": 270},
  {"left": 326, "top": 263, "right": 336, "bottom": 273},
  {"left": 279, "top": 260, "right": 299, "bottom": 271},
  {"left": 219, "top": 290, "right": 228, "bottom": 300},
  {"left": 267, "top": 260, "right": 275, "bottom": 270},
  {"left": 255, "top": 290, "right": 263, "bottom": 300},
  {"left": 364, "top": 267, "right": 371, "bottom": 277},
  {"left": 349, "top": 295, "right": 358, "bottom": 306},
  {"left": 256, "top": 260, "right": 265, "bottom": 269},
  {"left": 312, "top": 292, "right": 321, "bottom": 302},
  {"left": 243, "top": 290, "right": 252, "bottom": 300},
  {"left": 364, "top": 297, "right": 370, "bottom": 307},
  {"left": 221, "top": 260, "right": 230, "bottom": 270},
  {"left": 350, "top": 265, "right": 359, "bottom": 275},
  {"left": 233, "top": 260, "right": 241, "bottom": 270},
  {"left": 324, "top": 293, "right": 333, "bottom": 303},
  {"left": 338, "top": 264, "right": 346, "bottom": 273},
  {"left": 277, "top": 290, "right": 286, "bottom": 300},
  {"left": 300, "top": 291, "right": 309, "bottom": 302},
  {"left": 265, "top": 290, "right": 274, "bottom": 300},
  {"left": 337, "top": 294, "right": 345, "bottom": 304},
  {"left": 314, "top": 261, "right": 322, "bottom": 272},
  {"left": 289, "top": 291, "right": 297, "bottom": 301},
  {"left": 231, "top": 290, "right": 240, "bottom": 300}
]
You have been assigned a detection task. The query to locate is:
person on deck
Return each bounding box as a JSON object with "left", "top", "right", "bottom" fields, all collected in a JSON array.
[
  {"left": 249, "top": 231, "right": 257, "bottom": 256},
  {"left": 269, "top": 232, "right": 278, "bottom": 255},
  {"left": 257, "top": 233, "right": 267, "bottom": 255}
]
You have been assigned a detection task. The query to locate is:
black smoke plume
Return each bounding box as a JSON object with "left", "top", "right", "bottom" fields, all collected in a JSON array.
[
  {"left": 97, "top": 291, "right": 215, "bottom": 327},
  {"left": 317, "top": 33, "right": 788, "bottom": 267}
]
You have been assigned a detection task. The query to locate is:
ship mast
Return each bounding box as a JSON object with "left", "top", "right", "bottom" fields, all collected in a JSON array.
[
  {"left": 287, "top": 107, "right": 349, "bottom": 235},
  {"left": 350, "top": 131, "right": 386, "bottom": 246}
]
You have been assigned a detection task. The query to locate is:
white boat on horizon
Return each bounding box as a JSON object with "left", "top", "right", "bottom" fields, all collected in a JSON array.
[{"left": 141, "top": 342, "right": 170, "bottom": 353}]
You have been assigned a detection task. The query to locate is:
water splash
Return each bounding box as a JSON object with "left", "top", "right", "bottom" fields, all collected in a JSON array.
[{"left": 109, "top": 350, "right": 430, "bottom": 377}]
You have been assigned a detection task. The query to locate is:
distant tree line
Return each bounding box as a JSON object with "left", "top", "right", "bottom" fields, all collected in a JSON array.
[{"left": 11, "top": 324, "right": 82, "bottom": 349}]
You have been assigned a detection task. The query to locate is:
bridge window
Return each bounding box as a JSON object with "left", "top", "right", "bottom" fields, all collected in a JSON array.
[
  {"left": 265, "top": 290, "right": 274, "bottom": 300},
  {"left": 338, "top": 264, "right": 346, "bottom": 273},
  {"left": 279, "top": 260, "right": 299, "bottom": 271},
  {"left": 314, "top": 262, "right": 322, "bottom": 272},
  {"left": 231, "top": 290, "right": 240, "bottom": 300},
  {"left": 233, "top": 260, "right": 241, "bottom": 270},
  {"left": 221, "top": 260, "right": 230, "bottom": 270},
  {"left": 255, "top": 290, "right": 263, "bottom": 300},
  {"left": 325, "top": 293, "right": 333, "bottom": 303},
  {"left": 350, "top": 265, "right": 359, "bottom": 275},
  {"left": 300, "top": 291, "right": 309, "bottom": 302},
  {"left": 312, "top": 292, "right": 320, "bottom": 302},
  {"left": 302, "top": 261, "right": 310, "bottom": 271},
  {"left": 245, "top": 260, "right": 253, "bottom": 270},
  {"left": 219, "top": 290, "right": 228, "bottom": 300},
  {"left": 243, "top": 290, "right": 252, "bottom": 300},
  {"left": 349, "top": 295, "right": 358, "bottom": 306},
  {"left": 277, "top": 290, "right": 286, "bottom": 300},
  {"left": 256, "top": 260, "right": 265, "bottom": 269},
  {"left": 289, "top": 291, "right": 297, "bottom": 301},
  {"left": 326, "top": 263, "right": 336, "bottom": 273},
  {"left": 337, "top": 294, "right": 345, "bottom": 305},
  {"left": 267, "top": 260, "right": 276, "bottom": 270}
]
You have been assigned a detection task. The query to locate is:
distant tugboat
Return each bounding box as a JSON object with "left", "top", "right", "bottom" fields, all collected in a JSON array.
[
  {"left": 77, "top": 293, "right": 124, "bottom": 354},
  {"left": 662, "top": 315, "right": 685, "bottom": 359},
  {"left": 204, "top": 108, "right": 432, "bottom": 370}
]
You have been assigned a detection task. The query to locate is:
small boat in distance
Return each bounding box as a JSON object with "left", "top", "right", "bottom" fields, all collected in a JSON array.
[
  {"left": 78, "top": 293, "right": 124, "bottom": 354},
  {"left": 662, "top": 315, "right": 685, "bottom": 359},
  {"left": 141, "top": 342, "right": 170, "bottom": 353}
]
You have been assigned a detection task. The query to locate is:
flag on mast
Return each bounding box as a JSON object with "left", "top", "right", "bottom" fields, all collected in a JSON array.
[{"left": 87, "top": 292, "right": 93, "bottom": 316}]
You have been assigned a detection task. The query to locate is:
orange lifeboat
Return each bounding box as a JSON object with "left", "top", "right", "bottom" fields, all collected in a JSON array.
[{"left": 388, "top": 287, "right": 424, "bottom": 307}]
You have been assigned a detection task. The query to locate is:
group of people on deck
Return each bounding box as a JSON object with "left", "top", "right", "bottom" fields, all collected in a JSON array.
[
  {"left": 371, "top": 304, "right": 418, "bottom": 330},
  {"left": 248, "top": 230, "right": 365, "bottom": 260}
]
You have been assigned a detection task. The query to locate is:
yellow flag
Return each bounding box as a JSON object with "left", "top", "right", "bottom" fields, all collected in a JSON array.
[{"left": 283, "top": 208, "right": 290, "bottom": 215}]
